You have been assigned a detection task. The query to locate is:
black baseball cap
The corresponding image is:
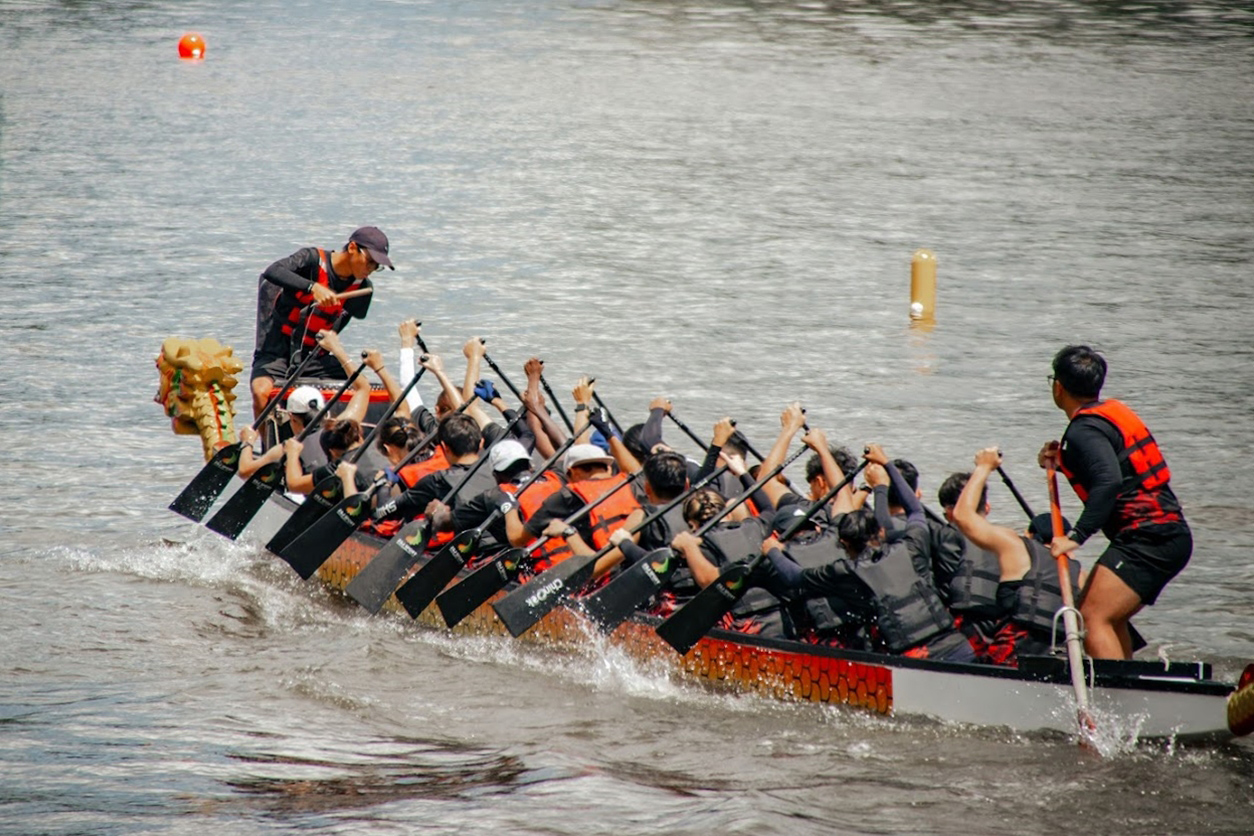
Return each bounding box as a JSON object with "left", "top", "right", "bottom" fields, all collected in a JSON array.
[
  {"left": 348, "top": 226, "right": 394, "bottom": 270},
  {"left": 1028, "top": 512, "right": 1071, "bottom": 544}
]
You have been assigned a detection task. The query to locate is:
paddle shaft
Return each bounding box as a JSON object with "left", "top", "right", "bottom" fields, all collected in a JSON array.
[
  {"left": 481, "top": 350, "right": 526, "bottom": 405},
  {"left": 405, "top": 437, "right": 580, "bottom": 622},
  {"left": 1047, "top": 462, "right": 1094, "bottom": 725},
  {"left": 590, "top": 392, "right": 624, "bottom": 436},
  {"left": 777, "top": 460, "right": 869, "bottom": 542},
  {"left": 667, "top": 411, "right": 764, "bottom": 463},
  {"left": 203, "top": 357, "right": 371, "bottom": 538},
  {"left": 264, "top": 367, "right": 429, "bottom": 555},
  {"left": 385, "top": 411, "right": 531, "bottom": 615},
  {"left": 167, "top": 331, "right": 342, "bottom": 522},
  {"left": 539, "top": 373, "right": 575, "bottom": 433},
  {"left": 653, "top": 444, "right": 845, "bottom": 655},
  {"left": 997, "top": 465, "right": 1036, "bottom": 520}
]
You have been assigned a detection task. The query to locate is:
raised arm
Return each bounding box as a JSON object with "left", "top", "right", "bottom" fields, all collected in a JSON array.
[
  {"left": 458, "top": 338, "right": 494, "bottom": 429},
  {"left": 954, "top": 448, "right": 1032, "bottom": 580},
  {"left": 524, "top": 358, "right": 567, "bottom": 453},
  {"left": 757, "top": 402, "right": 807, "bottom": 490},
  {"left": 397, "top": 319, "right": 425, "bottom": 413},
  {"left": 866, "top": 444, "right": 924, "bottom": 528},
  {"left": 315, "top": 330, "right": 371, "bottom": 424},
  {"left": 236, "top": 425, "right": 284, "bottom": 479},
  {"left": 363, "top": 348, "right": 410, "bottom": 421}
]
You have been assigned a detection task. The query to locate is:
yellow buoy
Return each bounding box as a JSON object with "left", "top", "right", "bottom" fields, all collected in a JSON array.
[{"left": 910, "top": 249, "right": 936, "bottom": 321}]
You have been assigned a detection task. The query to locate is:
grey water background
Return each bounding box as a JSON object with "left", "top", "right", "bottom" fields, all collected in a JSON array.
[{"left": 2, "top": 0, "right": 1254, "bottom": 833}]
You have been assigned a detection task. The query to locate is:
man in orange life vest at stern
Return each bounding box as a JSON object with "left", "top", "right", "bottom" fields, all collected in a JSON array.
[
  {"left": 1039, "top": 344, "right": 1191, "bottom": 660},
  {"left": 250, "top": 227, "right": 394, "bottom": 416}
]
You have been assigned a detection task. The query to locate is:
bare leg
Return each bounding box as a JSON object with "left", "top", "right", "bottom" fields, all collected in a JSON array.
[
  {"left": 251, "top": 375, "right": 275, "bottom": 419},
  {"left": 1078, "top": 565, "right": 1144, "bottom": 660}
]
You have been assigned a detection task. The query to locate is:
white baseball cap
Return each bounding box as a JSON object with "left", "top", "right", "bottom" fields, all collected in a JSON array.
[
  {"left": 564, "top": 443, "right": 614, "bottom": 472},
  {"left": 489, "top": 439, "right": 532, "bottom": 473},
  {"left": 286, "top": 385, "right": 325, "bottom": 416}
]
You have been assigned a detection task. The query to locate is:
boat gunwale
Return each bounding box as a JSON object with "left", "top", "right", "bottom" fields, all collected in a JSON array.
[{"left": 269, "top": 493, "right": 1237, "bottom": 700}]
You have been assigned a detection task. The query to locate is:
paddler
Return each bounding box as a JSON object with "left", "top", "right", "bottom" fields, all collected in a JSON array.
[
  {"left": 1039, "top": 344, "right": 1192, "bottom": 660},
  {"left": 760, "top": 446, "right": 976, "bottom": 662},
  {"left": 947, "top": 450, "right": 1084, "bottom": 667},
  {"left": 250, "top": 226, "right": 393, "bottom": 417}
]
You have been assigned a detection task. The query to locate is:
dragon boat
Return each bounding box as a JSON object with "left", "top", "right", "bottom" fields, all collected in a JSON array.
[
  {"left": 230, "top": 485, "right": 1252, "bottom": 744},
  {"left": 158, "top": 342, "right": 1254, "bottom": 745}
]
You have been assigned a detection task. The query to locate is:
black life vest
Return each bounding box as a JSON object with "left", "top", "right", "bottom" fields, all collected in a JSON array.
[
  {"left": 1060, "top": 399, "right": 1182, "bottom": 532},
  {"left": 946, "top": 537, "right": 1004, "bottom": 618},
  {"left": 701, "top": 518, "right": 782, "bottom": 619},
  {"left": 853, "top": 540, "right": 955, "bottom": 654},
  {"left": 1008, "top": 537, "right": 1082, "bottom": 635},
  {"left": 783, "top": 531, "right": 853, "bottom": 635},
  {"left": 279, "top": 248, "right": 364, "bottom": 348}
]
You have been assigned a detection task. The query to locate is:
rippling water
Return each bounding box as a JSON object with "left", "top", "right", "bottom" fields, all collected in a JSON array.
[{"left": 3, "top": 1, "right": 1253, "bottom": 833}]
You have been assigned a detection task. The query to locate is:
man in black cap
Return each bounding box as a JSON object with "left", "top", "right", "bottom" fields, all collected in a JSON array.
[{"left": 249, "top": 226, "right": 394, "bottom": 416}]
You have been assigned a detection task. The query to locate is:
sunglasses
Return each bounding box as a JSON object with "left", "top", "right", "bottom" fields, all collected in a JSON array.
[{"left": 356, "top": 243, "right": 383, "bottom": 272}]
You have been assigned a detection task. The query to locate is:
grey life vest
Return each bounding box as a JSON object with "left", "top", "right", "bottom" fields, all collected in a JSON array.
[
  {"left": 701, "top": 518, "right": 782, "bottom": 619},
  {"left": 854, "top": 540, "right": 955, "bottom": 653},
  {"left": 784, "top": 531, "right": 854, "bottom": 635},
  {"left": 947, "top": 537, "right": 1004, "bottom": 618},
  {"left": 1009, "top": 537, "right": 1082, "bottom": 634}
]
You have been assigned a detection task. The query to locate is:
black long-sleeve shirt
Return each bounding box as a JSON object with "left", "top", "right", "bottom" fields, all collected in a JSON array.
[{"left": 1061, "top": 413, "right": 1183, "bottom": 544}]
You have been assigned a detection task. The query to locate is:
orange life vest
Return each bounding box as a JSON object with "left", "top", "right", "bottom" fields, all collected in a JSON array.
[
  {"left": 568, "top": 475, "right": 641, "bottom": 550},
  {"left": 506, "top": 470, "right": 568, "bottom": 569},
  {"left": 524, "top": 475, "right": 639, "bottom": 571},
  {"left": 1060, "top": 399, "right": 1182, "bottom": 531},
  {"left": 280, "top": 248, "right": 363, "bottom": 348},
  {"left": 398, "top": 447, "right": 449, "bottom": 489}
]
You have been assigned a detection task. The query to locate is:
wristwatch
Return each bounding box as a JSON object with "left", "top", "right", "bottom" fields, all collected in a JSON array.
[{"left": 574, "top": 404, "right": 588, "bottom": 412}]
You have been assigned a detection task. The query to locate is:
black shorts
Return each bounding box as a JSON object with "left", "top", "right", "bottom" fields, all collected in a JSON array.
[
  {"left": 1093, "top": 522, "right": 1192, "bottom": 606},
  {"left": 250, "top": 350, "right": 346, "bottom": 383}
]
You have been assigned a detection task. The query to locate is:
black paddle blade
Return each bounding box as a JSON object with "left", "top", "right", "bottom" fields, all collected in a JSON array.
[
  {"left": 491, "top": 554, "right": 599, "bottom": 638},
  {"left": 204, "top": 461, "right": 283, "bottom": 540},
  {"left": 655, "top": 561, "right": 754, "bottom": 655},
  {"left": 435, "top": 548, "right": 527, "bottom": 628},
  {"left": 578, "top": 548, "right": 678, "bottom": 633},
  {"left": 344, "top": 520, "right": 431, "bottom": 614},
  {"left": 265, "top": 476, "right": 344, "bottom": 555},
  {"left": 168, "top": 443, "right": 243, "bottom": 521},
  {"left": 277, "top": 492, "right": 373, "bottom": 580},
  {"left": 393, "top": 529, "right": 483, "bottom": 619}
]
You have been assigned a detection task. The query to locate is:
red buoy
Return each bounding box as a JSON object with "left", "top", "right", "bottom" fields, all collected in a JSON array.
[{"left": 178, "top": 33, "right": 206, "bottom": 61}]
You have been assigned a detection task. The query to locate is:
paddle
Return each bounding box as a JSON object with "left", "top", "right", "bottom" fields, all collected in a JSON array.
[
  {"left": 490, "top": 471, "right": 650, "bottom": 637},
  {"left": 274, "top": 409, "right": 458, "bottom": 580},
  {"left": 997, "top": 464, "right": 1036, "bottom": 519},
  {"left": 667, "top": 411, "right": 765, "bottom": 462},
  {"left": 264, "top": 366, "right": 427, "bottom": 555},
  {"left": 539, "top": 371, "right": 575, "bottom": 433},
  {"left": 480, "top": 347, "right": 526, "bottom": 406},
  {"left": 1046, "top": 460, "right": 1096, "bottom": 739},
  {"left": 388, "top": 413, "right": 540, "bottom": 618},
  {"left": 590, "top": 392, "right": 624, "bottom": 436},
  {"left": 344, "top": 412, "right": 523, "bottom": 614},
  {"left": 576, "top": 465, "right": 734, "bottom": 633},
  {"left": 656, "top": 456, "right": 867, "bottom": 655},
  {"left": 1002, "top": 461, "right": 1144, "bottom": 653},
  {"left": 168, "top": 328, "right": 338, "bottom": 522},
  {"left": 204, "top": 354, "right": 372, "bottom": 539}
]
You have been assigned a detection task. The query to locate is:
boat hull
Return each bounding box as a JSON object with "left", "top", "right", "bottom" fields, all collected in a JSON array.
[{"left": 242, "top": 493, "right": 1239, "bottom": 742}]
